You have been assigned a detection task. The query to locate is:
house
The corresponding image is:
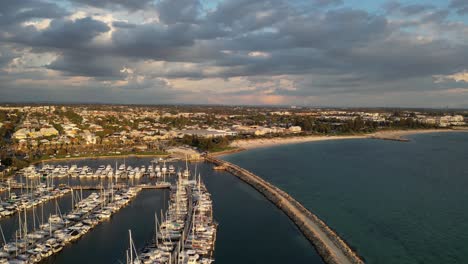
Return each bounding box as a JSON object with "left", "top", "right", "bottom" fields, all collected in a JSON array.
[
  {"left": 288, "top": 126, "right": 302, "bottom": 133},
  {"left": 13, "top": 128, "right": 29, "bottom": 140},
  {"left": 82, "top": 130, "right": 97, "bottom": 145},
  {"left": 40, "top": 127, "right": 59, "bottom": 137},
  {"left": 178, "top": 129, "right": 235, "bottom": 138}
]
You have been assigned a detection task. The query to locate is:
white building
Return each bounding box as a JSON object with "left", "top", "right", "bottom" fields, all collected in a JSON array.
[
  {"left": 13, "top": 128, "right": 29, "bottom": 140},
  {"left": 39, "top": 127, "right": 59, "bottom": 137},
  {"left": 288, "top": 126, "right": 302, "bottom": 133},
  {"left": 82, "top": 130, "right": 97, "bottom": 145}
]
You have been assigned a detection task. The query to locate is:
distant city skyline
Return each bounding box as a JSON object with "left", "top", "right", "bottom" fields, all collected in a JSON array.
[{"left": 1, "top": 0, "right": 468, "bottom": 107}]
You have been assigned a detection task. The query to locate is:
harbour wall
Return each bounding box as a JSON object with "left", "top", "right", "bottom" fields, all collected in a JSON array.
[{"left": 206, "top": 155, "right": 364, "bottom": 264}]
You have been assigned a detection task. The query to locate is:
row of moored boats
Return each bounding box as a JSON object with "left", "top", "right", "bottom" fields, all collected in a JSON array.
[
  {"left": 0, "top": 187, "right": 141, "bottom": 263},
  {"left": 0, "top": 182, "right": 70, "bottom": 220},
  {"left": 128, "top": 169, "right": 217, "bottom": 264},
  {"left": 21, "top": 162, "right": 176, "bottom": 180}
]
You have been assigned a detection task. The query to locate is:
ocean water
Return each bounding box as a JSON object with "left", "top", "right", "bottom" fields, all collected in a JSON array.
[
  {"left": 223, "top": 132, "right": 468, "bottom": 264},
  {"left": 6, "top": 158, "right": 323, "bottom": 263}
]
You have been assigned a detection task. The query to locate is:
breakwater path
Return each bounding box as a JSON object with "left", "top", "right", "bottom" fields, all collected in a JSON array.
[{"left": 206, "top": 155, "right": 364, "bottom": 264}]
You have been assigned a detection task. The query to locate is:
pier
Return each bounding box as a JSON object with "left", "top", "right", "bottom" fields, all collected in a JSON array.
[
  {"left": 367, "top": 136, "right": 410, "bottom": 142},
  {"left": 206, "top": 155, "right": 364, "bottom": 264}
]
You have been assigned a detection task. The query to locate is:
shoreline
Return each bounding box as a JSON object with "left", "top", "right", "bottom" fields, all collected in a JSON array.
[{"left": 227, "top": 128, "right": 468, "bottom": 151}]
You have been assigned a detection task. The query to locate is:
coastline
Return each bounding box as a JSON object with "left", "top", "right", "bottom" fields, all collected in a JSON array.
[
  {"left": 227, "top": 128, "right": 468, "bottom": 151},
  {"left": 367, "top": 128, "right": 465, "bottom": 141}
]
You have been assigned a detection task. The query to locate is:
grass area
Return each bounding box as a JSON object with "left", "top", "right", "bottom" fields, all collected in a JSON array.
[{"left": 32, "top": 151, "right": 169, "bottom": 163}]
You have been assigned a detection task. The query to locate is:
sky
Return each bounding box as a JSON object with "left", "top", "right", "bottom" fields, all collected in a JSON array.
[{"left": 1, "top": 0, "right": 468, "bottom": 107}]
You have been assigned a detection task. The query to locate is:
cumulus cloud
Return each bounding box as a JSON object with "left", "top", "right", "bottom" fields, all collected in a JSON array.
[
  {"left": 434, "top": 71, "right": 468, "bottom": 83},
  {"left": 0, "top": 0, "right": 468, "bottom": 107}
]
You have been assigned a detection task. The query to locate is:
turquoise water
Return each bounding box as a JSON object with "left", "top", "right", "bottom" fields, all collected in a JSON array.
[
  {"left": 8, "top": 158, "right": 323, "bottom": 263},
  {"left": 223, "top": 132, "right": 468, "bottom": 263}
]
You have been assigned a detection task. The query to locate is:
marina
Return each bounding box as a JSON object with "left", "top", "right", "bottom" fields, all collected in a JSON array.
[
  {"left": 0, "top": 186, "right": 141, "bottom": 263},
  {"left": 30, "top": 157, "right": 325, "bottom": 264},
  {"left": 128, "top": 162, "right": 217, "bottom": 264},
  {"left": 0, "top": 158, "right": 220, "bottom": 264},
  {"left": 0, "top": 180, "right": 71, "bottom": 220}
]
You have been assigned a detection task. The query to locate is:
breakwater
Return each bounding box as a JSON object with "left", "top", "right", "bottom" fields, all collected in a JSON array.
[
  {"left": 206, "top": 155, "right": 364, "bottom": 264},
  {"left": 367, "top": 136, "right": 410, "bottom": 142}
]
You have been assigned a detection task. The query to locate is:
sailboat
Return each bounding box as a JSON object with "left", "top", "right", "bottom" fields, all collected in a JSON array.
[{"left": 127, "top": 230, "right": 141, "bottom": 264}]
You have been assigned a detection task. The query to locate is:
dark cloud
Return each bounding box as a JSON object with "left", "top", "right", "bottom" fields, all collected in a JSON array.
[
  {"left": 112, "top": 21, "right": 137, "bottom": 29},
  {"left": 400, "top": 4, "right": 435, "bottom": 15},
  {"left": 207, "top": 0, "right": 289, "bottom": 32},
  {"left": 450, "top": 0, "right": 468, "bottom": 14},
  {"left": 311, "top": 0, "right": 343, "bottom": 7},
  {"left": 0, "top": 0, "right": 67, "bottom": 27},
  {"left": 70, "top": 0, "right": 154, "bottom": 11},
  {"left": 11, "top": 17, "right": 110, "bottom": 50},
  {"left": 111, "top": 23, "right": 197, "bottom": 59},
  {"left": 384, "top": 1, "right": 435, "bottom": 15},
  {"left": 419, "top": 9, "right": 450, "bottom": 23},
  {"left": 279, "top": 9, "right": 389, "bottom": 49},
  {"left": 0, "top": 45, "right": 17, "bottom": 68},
  {"left": 47, "top": 52, "right": 125, "bottom": 78},
  {"left": 0, "top": 0, "right": 468, "bottom": 106},
  {"left": 156, "top": 0, "right": 201, "bottom": 24}
]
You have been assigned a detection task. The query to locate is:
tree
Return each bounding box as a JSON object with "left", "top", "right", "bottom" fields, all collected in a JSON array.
[{"left": 53, "top": 123, "right": 64, "bottom": 134}]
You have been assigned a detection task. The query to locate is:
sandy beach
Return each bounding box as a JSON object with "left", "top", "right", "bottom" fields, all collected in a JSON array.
[
  {"left": 230, "top": 135, "right": 366, "bottom": 150},
  {"left": 229, "top": 128, "right": 468, "bottom": 150}
]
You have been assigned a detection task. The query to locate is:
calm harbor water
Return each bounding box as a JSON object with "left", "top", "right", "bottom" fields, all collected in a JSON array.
[
  {"left": 223, "top": 132, "right": 468, "bottom": 264},
  {"left": 6, "top": 157, "right": 323, "bottom": 263}
]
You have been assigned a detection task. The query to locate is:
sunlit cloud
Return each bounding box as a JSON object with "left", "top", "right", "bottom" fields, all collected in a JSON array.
[{"left": 0, "top": 0, "right": 467, "bottom": 107}]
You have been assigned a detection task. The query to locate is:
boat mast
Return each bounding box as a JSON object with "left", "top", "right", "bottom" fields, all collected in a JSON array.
[
  {"left": 128, "top": 229, "right": 133, "bottom": 263},
  {"left": 41, "top": 202, "right": 44, "bottom": 226},
  {"left": 23, "top": 208, "right": 28, "bottom": 239},
  {"left": 20, "top": 174, "right": 23, "bottom": 194},
  {"left": 18, "top": 210, "right": 22, "bottom": 240},
  {"left": 154, "top": 212, "right": 158, "bottom": 247},
  {"left": 49, "top": 214, "right": 52, "bottom": 236},
  {"left": 32, "top": 205, "right": 36, "bottom": 231},
  {"left": 194, "top": 163, "right": 197, "bottom": 182},
  {"left": 0, "top": 224, "right": 6, "bottom": 246}
]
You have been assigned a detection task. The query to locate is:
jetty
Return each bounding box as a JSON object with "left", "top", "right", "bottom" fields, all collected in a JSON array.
[
  {"left": 367, "top": 136, "right": 410, "bottom": 142},
  {"left": 206, "top": 155, "right": 364, "bottom": 264}
]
